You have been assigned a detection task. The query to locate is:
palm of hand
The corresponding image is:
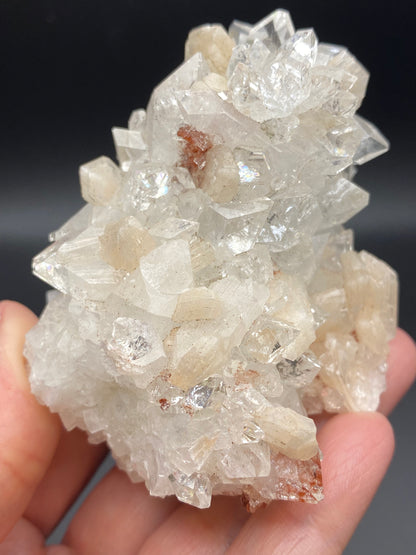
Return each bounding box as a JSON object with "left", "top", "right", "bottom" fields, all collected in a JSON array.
[{"left": 0, "top": 301, "right": 415, "bottom": 554}]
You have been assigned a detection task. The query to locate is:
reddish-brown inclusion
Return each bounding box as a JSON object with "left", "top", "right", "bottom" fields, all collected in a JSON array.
[
  {"left": 159, "top": 398, "right": 170, "bottom": 411},
  {"left": 241, "top": 454, "right": 323, "bottom": 512},
  {"left": 177, "top": 124, "right": 213, "bottom": 179}
]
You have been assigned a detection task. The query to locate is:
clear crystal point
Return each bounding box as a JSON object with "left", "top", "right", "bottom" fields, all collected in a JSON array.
[
  {"left": 353, "top": 114, "right": 390, "bottom": 164},
  {"left": 248, "top": 9, "right": 295, "bottom": 49}
]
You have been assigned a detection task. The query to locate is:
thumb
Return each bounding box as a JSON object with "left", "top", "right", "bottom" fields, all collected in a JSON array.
[{"left": 0, "top": 301, "right": 60, "bottom": 542}]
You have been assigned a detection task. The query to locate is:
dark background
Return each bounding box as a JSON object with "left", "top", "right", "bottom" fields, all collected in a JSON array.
[{"left": 1, "top": 1, "right": 415, "bottom": 551}]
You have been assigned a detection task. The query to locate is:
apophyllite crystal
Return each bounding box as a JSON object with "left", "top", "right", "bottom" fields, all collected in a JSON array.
[{"left": 25, "top": 9, "right": 398, "bottom": 511}]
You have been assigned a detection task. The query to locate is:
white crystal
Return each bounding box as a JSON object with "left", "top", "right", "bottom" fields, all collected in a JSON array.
[
  {"left": 79, "top": 156, "right": 121, "bottom": 206},
  {"left": 185, "top": 24, "right": 235, "bottom": 76},
  {"left": 26, "top": 9, "right": 397, "bottom": 513},
  {"left": 189, "top": 236, "right": 216, "bottom": 273},
  {"left": 341, "top": 250, "right": 398, "bottom": 343},
  {"left": 100, "top": 217, "right": 156, "bottom": 272},
  {"left": 173, "top": 287, "right": 222, "bottom": 322},
  {"left": 317, "top": 332, "right": 388, "bottom": 411},
  {"left": 254, "top": 404, "right": 318, "bottom": 460}
]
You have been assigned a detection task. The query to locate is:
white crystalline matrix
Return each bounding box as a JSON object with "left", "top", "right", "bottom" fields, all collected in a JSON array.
[{"left": 26, "top": 9, "right": 398, "bottom": 511}]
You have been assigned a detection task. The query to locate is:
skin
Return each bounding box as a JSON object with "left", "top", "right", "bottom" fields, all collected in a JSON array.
[{"left": 0, "top": 300, "right": 415, "bottom": 554}]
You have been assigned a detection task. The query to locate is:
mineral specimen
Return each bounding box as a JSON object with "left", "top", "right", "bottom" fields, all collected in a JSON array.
[{"left": 25, "top": 9, "right": 398, "bottom": 511}]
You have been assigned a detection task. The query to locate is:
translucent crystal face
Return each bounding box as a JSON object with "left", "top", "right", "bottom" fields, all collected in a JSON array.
[{"left": 26, "top": 9, "right": 397, "bottom": 512}]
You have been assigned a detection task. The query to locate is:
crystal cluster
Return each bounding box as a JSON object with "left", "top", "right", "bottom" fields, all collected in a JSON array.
[{"left": 25, "top": 10, "right": 398, "bottom": 511}]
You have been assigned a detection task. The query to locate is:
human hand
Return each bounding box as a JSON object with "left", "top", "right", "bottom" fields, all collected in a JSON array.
[{"left": 0, "top": 300, "right": 415, "bottom": 554}]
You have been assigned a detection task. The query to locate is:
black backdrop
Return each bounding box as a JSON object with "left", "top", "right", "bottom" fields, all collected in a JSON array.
[{"left": 1, "top": 1, "right": 415, "bottom": 552}]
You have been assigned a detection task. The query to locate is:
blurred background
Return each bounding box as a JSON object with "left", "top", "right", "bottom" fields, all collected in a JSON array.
[{"left": 1, "top": 1, "right": 415, "bottom": 551}]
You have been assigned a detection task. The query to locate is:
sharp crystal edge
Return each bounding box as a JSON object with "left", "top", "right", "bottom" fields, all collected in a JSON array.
[{"left": 26, "top": 9, "right": 398, "bottom": 511}]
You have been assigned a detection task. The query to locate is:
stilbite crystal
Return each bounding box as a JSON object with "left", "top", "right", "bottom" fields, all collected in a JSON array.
[
  {"left": 79, "top": 156, "right": 121, "bottom": 206},
  {"left": 173, "top": 287, "right": 222, "bottom": 322},
  {"left": 26, "top": 9, "right": 398, "bottom": 511},
  {"left": 100, "top": 217, "right": 156, "bottom": 272},
  {"left": 185, "top": 24, "right": 235, "bottom": 75},
  {"left": 198, "top": 144, "right": 240, "bottom": 203}
]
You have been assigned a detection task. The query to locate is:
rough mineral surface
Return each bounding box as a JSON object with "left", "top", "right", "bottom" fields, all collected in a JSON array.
[{"left": 25, "top": 9, "right": 398, "bottom": 511}]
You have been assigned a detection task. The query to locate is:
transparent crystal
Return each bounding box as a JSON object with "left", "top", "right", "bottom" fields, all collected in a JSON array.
[
  {"left": 199, "top": 198, "right": 272, "bottom": 255},
  {"left": 248, "top": 9, "right": 295, "bottom": 50},
  {"left": 224, "top": 244, "right": 273, "bottom": 284},
  {"left": 149, "top": 217, "right": 199, "bottom": 240},
  {"left": 128, "top": 108, "right": 146, "bottom": 131},
  {"left": 317, "top": 177, "right": 369, "bottom": 228},
  {"left": 266, "top": 273, "right": 316, "bottom": 361},
  {"left": 277, "top": 351, "right": 321, "bottom": 387},
  {"left": 185, "top": 381, "right": 216, "bottom": 409},
  {"left": 228, "top": 19, "right": 252, "bottom": 44},
  {"left": 270, "top": 235, "right": 317, "bottom": 283},
  {"left": 260, "top": 187, "right": 322, "bottom": 252},
  {"left": 353, "top": 114, "right": 390, "bottom": 164},
  {"left": 112, "top": 127, "right": 148, "bottom": 171},
  {"left": 146, "top": 53, "right": 210, "bottom": 165},
  {"left": 107, "top": 317, "right": 166, "bottom": 378},
  {"left": 242, "top": 315, "right": 300, "bottom": 364},
  {"left": 169, "top": 472, "right": 212, "bottom": 509},
  {"left": 49, "top": 204, "right": 93, "bottom": 243},
  {"left": 233, "top": 146, "right": 272, "bottom": 200},
  {"left": 120, "top": 165, "right": 193, "bottom": 222},
  {"left": 140, "top": 239, "right": 193, "bottom": 295},
  {"left": 32, "top": 227, "right": 121, "bottom": 302},
  {"left": 228, "top": 29, "right": 318, "bottom": 121}
]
